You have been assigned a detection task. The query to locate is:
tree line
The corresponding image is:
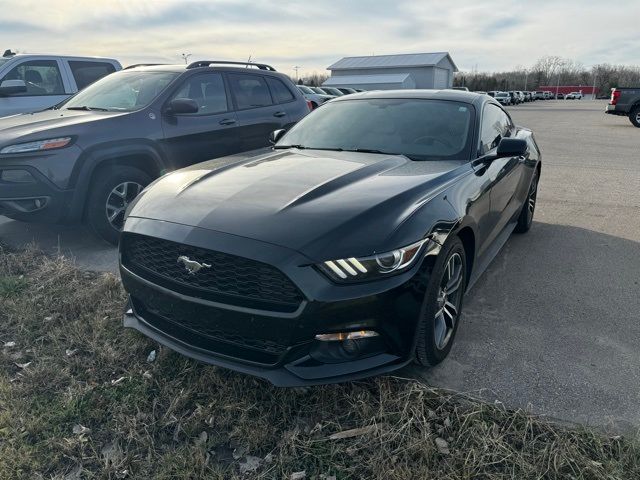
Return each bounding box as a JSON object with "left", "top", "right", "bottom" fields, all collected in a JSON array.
[{"left": 454, "top": 56, "right": 640, "bottom": 97}]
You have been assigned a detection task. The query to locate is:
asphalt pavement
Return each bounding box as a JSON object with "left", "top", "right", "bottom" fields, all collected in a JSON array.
[{"left": 1, "top": 100, "right": 638, "bottom": 432}]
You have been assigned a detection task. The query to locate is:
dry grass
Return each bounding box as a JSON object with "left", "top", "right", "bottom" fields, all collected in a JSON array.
[{"left": 0, "top": 246, "right": 638, "bottom": 479}]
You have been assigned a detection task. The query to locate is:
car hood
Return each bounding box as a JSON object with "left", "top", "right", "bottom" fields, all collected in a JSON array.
[
  {"left": 0, "top": 109, "right": 126, "bottom": 146},
  {"left": 128, "top": 149, "right": 471, "bottom": 260}
]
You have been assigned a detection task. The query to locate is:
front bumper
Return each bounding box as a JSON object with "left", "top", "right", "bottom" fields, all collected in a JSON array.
[
  {"left": 0, "top": 146, "right": 81, "bottom": 222},
  {"left": 120, "top": 217, "right": 431, "bottom": 386}
]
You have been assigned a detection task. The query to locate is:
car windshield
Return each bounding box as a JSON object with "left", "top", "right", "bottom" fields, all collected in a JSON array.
[
  {"left": 298, "top": 85, "right": 314, "bottom": 94},
  {"left": 276, "top": 98, "right": 474, "bottom": 161},
  {"left": 62, "top": 70, "right": 179, "bottom": 112}
]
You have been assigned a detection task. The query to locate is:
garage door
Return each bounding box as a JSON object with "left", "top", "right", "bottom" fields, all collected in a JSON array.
[{"left": 434, "top": 68, "right": 449, "bottom": 89}]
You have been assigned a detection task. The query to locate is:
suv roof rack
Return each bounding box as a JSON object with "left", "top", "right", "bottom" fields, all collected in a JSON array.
[
  {"left": 124, "top": 63, "right": 167, "bottom": 70},
  {"left": 186, "top": 60, "right": 276, "bottom": 71}
]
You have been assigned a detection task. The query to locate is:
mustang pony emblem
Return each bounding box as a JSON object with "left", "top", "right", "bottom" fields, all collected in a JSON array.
[{"left": 177, "top": 255, "right": 211, "bottom": 275}]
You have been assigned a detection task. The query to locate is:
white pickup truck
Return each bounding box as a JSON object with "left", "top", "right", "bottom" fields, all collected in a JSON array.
[{"left": 0, "top": 51, "right": 121, "bottom": 117}]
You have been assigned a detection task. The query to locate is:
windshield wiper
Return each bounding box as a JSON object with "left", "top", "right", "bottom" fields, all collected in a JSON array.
[
  {"left": 273, "top": 144, "right": 307, "bottom": 150},
  {"left": 66, "top": 106, "right": 110, "bottom": 112}
]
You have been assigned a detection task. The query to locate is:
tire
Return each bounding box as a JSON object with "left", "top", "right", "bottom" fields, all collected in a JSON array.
[
  {"left": 514, "top": 168, "right": 539, "bottom": 234},
  {"left": 630, "top": 106, "right": 640, "bottom": 128},
  {"left": 415, "top": 237, "right": 467, "bottom": 367},
  {"left": 86, "top": 166, "right": 152, "bottom": 245}
]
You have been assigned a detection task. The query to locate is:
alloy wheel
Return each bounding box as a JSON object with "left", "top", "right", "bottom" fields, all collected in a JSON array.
[
  {"left": 434, "top": 252, "right": 464, "bottom": 350},
  {"left": 105, "top": 181, "right": 143, "bottom": 231}
]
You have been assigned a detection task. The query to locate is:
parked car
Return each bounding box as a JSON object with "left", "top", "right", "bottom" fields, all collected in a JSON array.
[
  {"left": 606, "top": 87, "right": 640, "bottom": 127},
  {"left": 0, "top": 50, "right": 121, "bottom": 117},
  {"left": 508, "top": 91, "right": 520, "bottom": 104},
  {"left": 336, "top": 87, "right": 357, "bottom": 95},
  {"left": 486, "top": 91, "right": 497, "bottom": 97},
  {"left": 0, "top": 60, "right": 310, "bottom": 244},
  {"left": 474, "top": 91, "right": 487, "bottom": 95},
  {"left": 450, "top": 86, "right": 469, "bottom": 91},
  {"left": 309, "top": 86, "right": 334, "bottom": 96},
  {"left": 494, "top": 91, "right": 511, "bottom": 105},
  {"left": 556, "top": 93, "right": 565, "bottom": 99},
  {"left": 535, "top": 91, "right": 545, "bottom": 100},
  {"left": 565, "top": 91, "right": 583, "bottom": 99},
  {"left": 544, "top": 91, "right": 553, "bottom": 99},
  {"left": 297, "top": 85, "right": 332, "bottom": 109},
  {"left": 320, "top": 86, "right": 346, "bottom": 97},
  {"left": 119, "top": 90, "right": 541, "bottom": 386}
]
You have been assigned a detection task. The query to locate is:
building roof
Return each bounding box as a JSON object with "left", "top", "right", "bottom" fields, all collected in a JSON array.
[
  {"left": 323, "top": 73, "right": 412, "bottom": 86},
  {"left": 327, "top": 52, "right": 458, "bottom": 72}
]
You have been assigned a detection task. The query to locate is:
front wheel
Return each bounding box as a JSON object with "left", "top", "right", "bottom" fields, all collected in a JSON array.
[
  {"left": 514, "top": 168, "right": 539, "bottom": 233},
  {"left": 415, "top": 237, "right": 467, "bottom": 367},
  {"left": 630, "top": 106, "right": 640, "bottom": 128},
  {"left": 86, "top": 166, "right": 152, "bottom": 245}
]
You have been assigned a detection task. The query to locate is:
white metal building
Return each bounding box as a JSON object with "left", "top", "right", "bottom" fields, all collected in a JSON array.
[{"left": 323, "top": 52, "right": 458, "bottom": 90}]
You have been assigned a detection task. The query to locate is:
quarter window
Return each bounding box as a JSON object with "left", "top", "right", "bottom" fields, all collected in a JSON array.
[
  {"left": 68, "top": 61, "right": 116, "bottom": 90},
  {"left": 479, "top": 104, "right": 512, "bottom": 155},
  {"left": 1, "top": 60, "right": 64, "bottom": 96},
  {"left": 228, "top": 74, "right": 273, "bottom": 109},
  {"left": 170, "top": 73, "right": 228, "bottom": 115},
  {"left": 266, "top": 77, "right": 294, "bottom": 104}
]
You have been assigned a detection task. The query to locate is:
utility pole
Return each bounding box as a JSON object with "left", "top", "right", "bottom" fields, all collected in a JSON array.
[
  {"left": 524, "top": 69, "right": 529, "bottom": 91},
  {"left": 293, "top": 66, "right": 300, "bottom": 81},
  {"left": 181, "top": 53, "right": 192, "bottom": 65}
]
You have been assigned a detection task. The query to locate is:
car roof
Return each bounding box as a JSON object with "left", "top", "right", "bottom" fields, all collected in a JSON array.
[
  {"left": 331, "top": 89, "right": 493, "bottom": 108},
  {"left": 124, "top": 64, "right": 287, "bottom": 77},
  {"left": 4, "top": 53, "right": 119, "bottom": 63}
]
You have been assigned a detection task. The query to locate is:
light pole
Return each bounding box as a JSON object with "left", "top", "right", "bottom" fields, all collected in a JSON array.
[
  {"left": 181, "top": 53, "right": 192, "bottom": 65},
  {"left": 524, "top": 68, "right": 529, "bottom": 91},
  {"left": 293, "top": 66, "right": 300, "bottom": 81}
]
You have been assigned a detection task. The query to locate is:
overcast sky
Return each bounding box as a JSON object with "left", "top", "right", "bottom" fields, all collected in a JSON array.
[{"left": 2, "top": 0, "right": 639, "bottom": 76}]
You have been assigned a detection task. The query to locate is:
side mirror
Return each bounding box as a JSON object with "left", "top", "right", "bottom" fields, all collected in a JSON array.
[
  {"left": 496, "top": 138, "right": 527, "bottom": 158},
  {"left": 269, "top": 129, "right": 286, "bottom": 145},
  {"left": 0, "top": 79, "right": 27, "bottom": 96},
  {"left": 165, "top": 98, "right": 199, "bottom": 115}
]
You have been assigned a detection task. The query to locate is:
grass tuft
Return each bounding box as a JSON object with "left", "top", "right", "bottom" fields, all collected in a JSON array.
[{"left": 0, "top": 246, "right": 638, "bottom": 479}]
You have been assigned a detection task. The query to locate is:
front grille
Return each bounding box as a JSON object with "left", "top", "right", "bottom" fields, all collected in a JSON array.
[
  {"left": 131, "top": 298, "right": 286, "bottom": 364},
  {"left": 122, "top": 233, "right": 304, "bottom": 312}
]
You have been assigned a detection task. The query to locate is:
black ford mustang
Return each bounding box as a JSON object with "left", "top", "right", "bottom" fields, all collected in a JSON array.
[{"left": 119, "top": 90, "right": 541, "bottom": 386}]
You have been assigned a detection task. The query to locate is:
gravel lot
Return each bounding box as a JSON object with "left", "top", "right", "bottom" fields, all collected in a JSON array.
[{"left": 1, "top": 100, "right": 638, "bottom": 431}]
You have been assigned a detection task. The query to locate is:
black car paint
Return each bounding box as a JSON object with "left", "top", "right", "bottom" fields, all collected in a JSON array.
[
  {"left": 120, "top": 90, "right": 541, "bottom": 386},
  {"left": 0, "top": 65, "right": 309, "bottom": 223}
]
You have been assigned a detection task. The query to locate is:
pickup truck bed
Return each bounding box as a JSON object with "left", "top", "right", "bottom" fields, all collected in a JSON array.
[{"left": 605, "top": 88, "right": 640, "bottom": 127}]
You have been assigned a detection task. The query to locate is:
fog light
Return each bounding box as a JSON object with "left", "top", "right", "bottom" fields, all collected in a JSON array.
[{"left": 314, "top": 330, "right": 379, "bottom": 342}]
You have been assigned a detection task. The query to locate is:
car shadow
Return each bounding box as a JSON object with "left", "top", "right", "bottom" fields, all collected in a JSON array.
[
  {"left": 0, "top": 216, "right": 117, "bottom": 272},
  {"left": 403, "top": 221, "right": 640, "bottom": 433}
]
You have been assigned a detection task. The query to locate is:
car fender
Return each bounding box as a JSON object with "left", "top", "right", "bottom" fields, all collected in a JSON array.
[{"left": 66, "top": 140, "right": 167, "bottom": 221}]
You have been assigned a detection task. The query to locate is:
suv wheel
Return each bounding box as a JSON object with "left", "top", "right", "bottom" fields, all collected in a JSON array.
[
  {"left": 86, "top": 166, "right": 152, "bottom": 245},
  {"left": 630, "top": 106, "right": 640, "bottom": 128}
]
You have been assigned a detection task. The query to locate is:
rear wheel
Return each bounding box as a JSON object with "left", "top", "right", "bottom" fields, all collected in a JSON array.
[
  {"left": 514, "top": 168, "right": 539, "bottom": 233},
  {"left": 630, "top": 106, "right": 640, "bottom": 128},
  {"left": 86, "top": 166, "right": 151, "bottom": 245},
  {"left": 415, "top": 237, "right": 467, "bottom": 367}
]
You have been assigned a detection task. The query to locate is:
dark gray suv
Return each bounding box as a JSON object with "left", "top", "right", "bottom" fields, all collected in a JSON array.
[{"left": 0, "top": 61, "right": 310, "bottom": 244}]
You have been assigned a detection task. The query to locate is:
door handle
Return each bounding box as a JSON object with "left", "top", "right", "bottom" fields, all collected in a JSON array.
[
  {"left": 273, "top": 111, "right": 286, "bottom": 118},
  {"left": 219, "top": 118, "right": 236, "bottom": 125}
]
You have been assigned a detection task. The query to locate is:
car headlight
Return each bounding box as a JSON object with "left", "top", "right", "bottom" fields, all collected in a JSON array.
[
  {"left": 0, "top": 137, "right": 72, "bottom": 154},
  {"left": 318, "top": 238, "right": 429, "bottom": 283}
]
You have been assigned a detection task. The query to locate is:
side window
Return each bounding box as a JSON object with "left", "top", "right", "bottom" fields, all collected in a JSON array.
[
  {"left": 266, "top": 77, "right": 294, "bottom": 104},
  {"left": 228, "top": 74, "right": 273, "bottom": 110},
  {"left": 68, "top": 61, "right": 116, "bottom": 90},
  {"left": 479, "top": 104, "right": 512, "bottom": 155},
  {"left": 1, "top": 60, "right": 64, "bottom": 96},
  {"left": 170, "top": 73, "right": 228, "bottom": 115}
]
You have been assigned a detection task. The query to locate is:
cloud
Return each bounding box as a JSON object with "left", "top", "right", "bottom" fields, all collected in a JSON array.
[{"left": 2, "top": 0, "right": 638, "bottom": 75}]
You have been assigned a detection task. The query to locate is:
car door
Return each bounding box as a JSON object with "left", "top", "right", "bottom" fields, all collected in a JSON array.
[
  {"left": 476, "top": 103, "right": 525, "bottom": 256},
  {"left": 227, "top": 73, "right": 290, "bottom": 151},
  {"left": 0, "top": 58, "right": 70, "bottom": 116},
  {"left": 160, "top": 72, "right": 240, "bottom": 169}
]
